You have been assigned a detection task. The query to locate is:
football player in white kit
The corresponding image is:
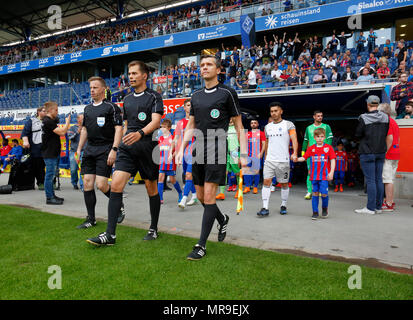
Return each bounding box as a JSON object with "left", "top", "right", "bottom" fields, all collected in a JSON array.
[{"left": 258, "top": 102, "right": 298, "bottom": 216}]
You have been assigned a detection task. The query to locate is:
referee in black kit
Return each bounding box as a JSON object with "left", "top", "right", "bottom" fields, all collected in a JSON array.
[
  {"left": 176, "top": 55, "right": 247, "bottom": 260},
  {"left": 76, "top": 76, "right": 124, "bottom": 229},
  {"left": 87, "top": 61, "right": 163, "bottom": 246}
]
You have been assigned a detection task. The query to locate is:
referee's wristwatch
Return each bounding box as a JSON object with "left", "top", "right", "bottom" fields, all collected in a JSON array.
[
  {"left": 138, "top": 129, "right": 145, "bottom": 138},
  {"left": 112, "top": 147, "right": 118, "bottom": 152}
]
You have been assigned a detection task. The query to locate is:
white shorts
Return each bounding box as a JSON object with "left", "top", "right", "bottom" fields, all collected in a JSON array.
[
  {"left": 263, "top": 160, "right": 290, "bottom": 183},
  {"left": 382, "top": 159, "right": 399, "bottom": 184}
]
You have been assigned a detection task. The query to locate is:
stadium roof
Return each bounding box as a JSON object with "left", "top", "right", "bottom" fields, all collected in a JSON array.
[{"left": 0, "top": 0, "right": 198, "bottom": 46}]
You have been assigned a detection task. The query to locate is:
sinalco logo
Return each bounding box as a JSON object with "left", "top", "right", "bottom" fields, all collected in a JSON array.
[
  {"left": 71, "top": 51, "right": 82, "bottom": 59},
  {"left": 356, "top": 0, "right": 406, "bottom": 9},
  {"left": 21, "top": 61, "right": 30, "bottom": 68},
  {"left": 54, "top": 55, "right": 64, "bottom": 62},
  {"left": 198, "top": 33, "right": 206, "bottom": 40},
  {"left": 7, "top": 64, "right": 16, "bottom": 70},
  {"left": 113, "top": 44, "right": 129, "bottom": 54},
  {"left": 102, "top": 46, "right": 112, "bottom": 56}
]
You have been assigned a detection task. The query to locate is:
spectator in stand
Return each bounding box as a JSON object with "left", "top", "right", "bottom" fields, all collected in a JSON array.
[
  {"left": 408, "top": 67, "right": 413, "bottom": 82},
  {"left": 367, "top": 28, "right": 378, "bottom": 53},
  {"left": 256, "top": 78, "right": 266, "bottom": 92},
  {"left": 325, "top": 56, "right": 336, "bottom": 69},
  {"left": 299, "top": 71, "right": 309, "bottom": 86},
  {"left": 271, "top": 64, "right": 282, "bottom": 82},
  {"left": 279, "top": 59, "right": 288, "bottom": 71},
  {"left": 390, "top": 72, "right": 413, "bottom": 115},
  {"left": 342, "top": 65, "right": 357, "bottom": 82},
  {"left": 396, "top": 100, "right": 413, "bottom": 119},
  {"left": 0, "top": 138, "right": 12, "bottom": 169},
  {"left": 279, "top": 69, "right": 290, "bottom": 84},
  {"left": 358, "top": 62, "right": 376, "bottom": 76},
  {"left": 356, "top": 32, "right": 366, "bottom": 55},
  {"left": 0, "top": 139, "right": 22, "bottom": 173},
  {"left": 261, "top": 60, "right": 271, "bottom": 75},
  {"left": 356, "top": 67, "right": 375, "bottom": 85},
  {"left": 395, "top": 41, "right": 408, "bottom": 67},
  {"left": 354, "top": 95, "right": 388, "bottom": 215},
  {"left": 330, "top": 67, "right": 341, "bottom": 83},
  {"left": 335, "top": 30, "right": 353, "bottom": 54},
  {"left": 327, "top": 35, "right": 339, "bottom": 56},
  {"left": 313, "top": 68, "right": 328, "bottom": 84},
  {"left": 169, "top": 82, "right": 180, "bottom": 98},
  {"left": 182, "top": 83, "right": 192, "bottom": 97},
  {"left": 378, "top": 103, "right": 400, "bottom": 213},
  {"left": 382, "top": 46, "right": 392, "bottom": 60},
  {"left": 283, "top": 0, "right": 292, "bottom": 12},
  {"left": 391, "top": 60, "right": 407, "bottom": 78},
  {"left": 339, "top": 53, "right": 351, "bottom": 68},
  {"left": 245, "top": 68, "right": 257, "bottom": 91},
  {"left": 377, "top": 61, "right": 390, "bottom": 79},
  {"left": 254, "top": 69, "right": 262, "bottom": 83},
  {"left": 383, "top": 39, "right": 393, "bottom": 52},
  {"left": 368, "top": 52, "right": 378, "bottom": 69},
  {"left": 286, "top": 69, "right": 299, "bottom": 87}
]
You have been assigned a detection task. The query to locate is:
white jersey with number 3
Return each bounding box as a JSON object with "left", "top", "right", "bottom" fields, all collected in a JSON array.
[{"left": 265, "top": 120, "right": 296, "bottom": 163}]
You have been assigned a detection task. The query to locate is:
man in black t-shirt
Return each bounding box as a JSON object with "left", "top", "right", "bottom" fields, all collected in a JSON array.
[
  {"left": 87, "top": 61, "right": 164, "bottom": 246},
  {"left": 41, "top": 102, "right": 71, "bottom": 205},
  {"left": 176, "top": 55, "right": 247, "bottom": 260},
  {"left": 76, "top": 77, "right": 123, "bottom": 229}
]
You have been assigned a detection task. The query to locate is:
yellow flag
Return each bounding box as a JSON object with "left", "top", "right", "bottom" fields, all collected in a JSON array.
[{"left": 237, "top": 170, "right": 243, "bottom": 214}]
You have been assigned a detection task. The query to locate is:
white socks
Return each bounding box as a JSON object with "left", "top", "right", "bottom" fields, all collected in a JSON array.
[
  {"left": 281, "top": 187, "right": 289, "bottom": 207},
  {"left": 262, "top": 186, "right": 271, "bottom": 210}
]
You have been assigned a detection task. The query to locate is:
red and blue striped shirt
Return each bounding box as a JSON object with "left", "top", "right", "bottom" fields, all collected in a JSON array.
[
  {"left": 303, "top": 144, "right": 336, "bottom": 181},
  {"left": 247, "top": 130, "right": 265, "bottom": 158},
  {"left": 159, "top": 134, "right": 176, "bottom": 171},
  {"left": 335, "top": 151, "right": 347, "bottom": 172}
]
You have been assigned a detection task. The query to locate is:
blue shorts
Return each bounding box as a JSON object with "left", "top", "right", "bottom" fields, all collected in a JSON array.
[
  {"left": 311, "top": 180, "right": 329, "bottom": 195},
  {"left": 247, "top": 157, "right": 261, "bottom": 171},
  {"left": 159, "top": 170, "right": 176, "bottom": 176},
  {"left": 183, "top": 157, "right": 192, "bottom": 173}
]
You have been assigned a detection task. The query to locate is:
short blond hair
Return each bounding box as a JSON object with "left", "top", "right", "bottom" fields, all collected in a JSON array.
[
  {"left": 314, "top": 127, "right": 326, "bottom": 137},
  {"left": 88, "top": 76, "right": 106, "bottom": 87},
  {"left": 44, "top": 101, "right": 58, "bottom": 111}
]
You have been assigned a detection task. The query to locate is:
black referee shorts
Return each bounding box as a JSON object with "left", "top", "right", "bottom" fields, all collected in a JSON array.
[
  {"left": 192, "top": 163, "right": 227, "bottom": 187},
  {"left": 114, "top": 138, "right": 159, "bottom": 181},
  {"left": 81, "top": 144, "right": 113, "bottom": 178}
]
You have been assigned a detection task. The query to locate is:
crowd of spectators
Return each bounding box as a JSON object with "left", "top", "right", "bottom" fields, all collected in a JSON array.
[
  {"left": 0, "top": 0, "right": 283, "bottom": 66},
  {"left": 147, "top": 30, "right": 412, "bottom": 101}
]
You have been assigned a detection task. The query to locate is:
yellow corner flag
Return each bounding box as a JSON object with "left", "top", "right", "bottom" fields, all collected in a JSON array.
[{"left": 236, "top": 169, "right": 244, "bottom": 215}]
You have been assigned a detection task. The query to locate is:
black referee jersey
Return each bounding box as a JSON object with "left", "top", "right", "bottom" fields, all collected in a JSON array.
[
  {"left": 122, "top": 88, "right": 164, "bottom": 137},
  {"left": 190, "top": 83, "right": 241, "bottom": 162},
  {"left": 83, "top": 100, "right": 122, "bottom": 146}
]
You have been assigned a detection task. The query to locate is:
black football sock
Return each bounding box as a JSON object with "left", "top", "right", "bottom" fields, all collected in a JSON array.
[
  {"left": 149, "top": 194, "right": 161, "bottom": 231},
  {"left": 103, "top": 186, "right": 111, "bottom": 198},
  {"left": 215, "top": 204, "right": 225, "bottom": 225},
  {"left": 198, "top": 204, "right": 220, "bottom": 248},
  {"left": 106, "top": 192, "right": 122, "bottom": 236},
  {"left": 83, "top": 190, "right": 96, "bottom": 221}
]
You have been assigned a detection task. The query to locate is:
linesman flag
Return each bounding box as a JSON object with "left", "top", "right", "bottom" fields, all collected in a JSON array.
[
  {"left": 237, "top": 170, "right": 244, "bottom": 214},
  {"left": 240, "top": 14, "right": 256, "bottom": 49}
]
